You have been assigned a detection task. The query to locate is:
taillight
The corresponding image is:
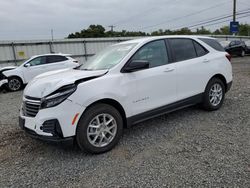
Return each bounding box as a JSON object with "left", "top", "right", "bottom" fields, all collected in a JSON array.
[{"left": 226, "top": 54, "right": 231, "bottom": 62}]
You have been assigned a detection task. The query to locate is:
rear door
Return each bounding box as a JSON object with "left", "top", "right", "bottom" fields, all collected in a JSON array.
[
  {"left": 168, "top": 38, "right": 211, "bottom": 101},
  {"left": 45, "top": 55, "right": 70, "bottom": 71}
]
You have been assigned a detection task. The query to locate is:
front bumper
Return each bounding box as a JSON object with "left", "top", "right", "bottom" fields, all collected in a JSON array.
[
  {"left": 19, "top": 98, "right": 85, "bottom": 142},
  {"left": 0, "top": 79, "right": 8, "bottom": 87},
  {"left": 19, "top": 116, "right": 74, "bottom": 144}
]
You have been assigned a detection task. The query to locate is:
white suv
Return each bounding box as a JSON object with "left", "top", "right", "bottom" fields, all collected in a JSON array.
[
  {"left": 0, "top": 54, "right": 79, "bottom": 91},
  {"left": 19, "top": 36, "right": 233, "bottom": 154}
]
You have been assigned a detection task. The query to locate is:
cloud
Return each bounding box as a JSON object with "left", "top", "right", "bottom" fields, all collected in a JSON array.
[{"left": 0, "top": 0, "right": 249, "bottom": 40}]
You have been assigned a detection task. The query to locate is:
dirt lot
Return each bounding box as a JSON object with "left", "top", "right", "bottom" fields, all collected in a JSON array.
[{"left": 0, "top": 57, "right": 249, "bottom": 187}]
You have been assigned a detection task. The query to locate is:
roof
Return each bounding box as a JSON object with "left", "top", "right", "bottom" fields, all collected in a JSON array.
[
  {"left": 32, "top": 53, "right": 72, "bottom": 58},
  {"left": 120, "top": 35, "right": 215, "bottom": 45}
]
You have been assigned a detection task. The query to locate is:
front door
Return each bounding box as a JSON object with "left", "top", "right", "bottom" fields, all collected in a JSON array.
[
  {"left": 22, "top": 56, "right": 47, "bottom": 83},
  {"left": 122, "top": 40, "right": 177, "bottom": 116}
]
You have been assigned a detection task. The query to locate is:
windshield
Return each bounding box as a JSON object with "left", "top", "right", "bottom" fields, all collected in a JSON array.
[{"left": 80, "top": 43, "right": 137, "bottom": 70}]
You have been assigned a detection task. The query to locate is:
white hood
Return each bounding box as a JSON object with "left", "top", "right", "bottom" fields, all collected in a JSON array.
[
  {"left": 24, "top": 69, "right": 108, "bottom": 98},
  {"left": 0, "top": 66, "right": 17, "bottom": 72}
]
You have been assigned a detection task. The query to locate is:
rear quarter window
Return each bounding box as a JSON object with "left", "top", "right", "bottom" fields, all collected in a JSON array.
[{"left": 199, "top": 38, "right": 225, "bottom": 52}]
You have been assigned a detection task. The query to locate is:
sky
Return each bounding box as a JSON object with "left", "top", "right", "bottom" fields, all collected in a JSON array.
[{"left": 0, "top": 0, "right": 249, "bottom": 40}]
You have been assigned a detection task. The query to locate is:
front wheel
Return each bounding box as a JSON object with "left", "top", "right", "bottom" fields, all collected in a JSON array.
[
  {"left": 76, "top": 103, "right": 123, "bottom": 154},
  {"left": 202, "top": 78, "right": 225, "bottom": 111},
  {"left": 7, "top": 77, "right": 23, "bottom": 91}
]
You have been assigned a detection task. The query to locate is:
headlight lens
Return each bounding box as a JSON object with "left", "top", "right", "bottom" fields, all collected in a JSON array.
[{"left": 41, "top": 84, "right": 77, "bottom": 109}]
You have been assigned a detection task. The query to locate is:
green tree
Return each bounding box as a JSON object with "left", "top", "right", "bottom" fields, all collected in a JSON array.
[
  {"left": 196, "top": 26, "right": 211, "bottom": 35},
  {"left": 239, "top": 23, "right": 250, "bottom": 36},
  {"left": 68, "top": 24, "right": 106, "bottom": 38}
]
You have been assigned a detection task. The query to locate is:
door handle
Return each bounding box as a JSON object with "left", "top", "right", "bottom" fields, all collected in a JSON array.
[
  {"left": 164, "top": 68, "right": 175, "bottom": 72},
  {"left": 203, "top": 59, "right": 210, "bottom": 63}
]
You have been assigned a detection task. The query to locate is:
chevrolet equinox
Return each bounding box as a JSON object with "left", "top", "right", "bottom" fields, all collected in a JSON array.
[{"left": 19, "top": 36, "right": 233, "bottom": 154}]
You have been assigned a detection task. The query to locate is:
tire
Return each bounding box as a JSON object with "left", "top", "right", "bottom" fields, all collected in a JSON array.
[
  {"left": 76, "top": 103, "right": 123, "bottom": 154},
  {"left": 202, "top": 78, "right": 225, "bottom": 111},
  {"left": 240, "top": 50, "right": 245, "bottom": 57},
  {"left": 7, "top": 77, "right": 23, "bottom": 92}
]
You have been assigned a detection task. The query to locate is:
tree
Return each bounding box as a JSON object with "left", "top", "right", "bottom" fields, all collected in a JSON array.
[
  {"left": 238, "top": 23, "right": 250, "bottom": 36},
  {"left": 67, "top": 23, "right": 250, "bottom": 39},
  {"left": 196, "top": 26, "right": 211, "bottom": 35},
  {"left": 68, "top": 24, "right": 106, "bottom": 38}
]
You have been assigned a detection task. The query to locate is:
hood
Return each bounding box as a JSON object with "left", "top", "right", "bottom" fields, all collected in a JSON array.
[
  {"left": 0, "top": 66, "right": 17, "bottom": 72},
  {"left": 24, "top": 69, "right": 108, "bottom": 98}
]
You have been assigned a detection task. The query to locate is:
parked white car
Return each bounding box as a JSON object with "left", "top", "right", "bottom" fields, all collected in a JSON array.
[
  {"left": 19, "top": 36, "right": 232, "bottom": 154},
  {"left": 0, "top": 54, "right": 79, "bottom": 91}
]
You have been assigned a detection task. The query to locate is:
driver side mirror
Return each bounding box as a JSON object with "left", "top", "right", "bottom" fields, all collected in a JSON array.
[
  {"left": 24, "top": 63, "right": 31, "bottom": 68},
  {"left": 122, "top": 60, "right": 149, "bottom": 73}
]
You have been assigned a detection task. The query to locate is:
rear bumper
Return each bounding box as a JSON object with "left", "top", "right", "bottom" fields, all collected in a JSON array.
[
  {"left": 226, "top": 81, "right": 233, "bottom": 92},
  {"left": 19, "top": 116, "right": 74, "bottom": 145}
]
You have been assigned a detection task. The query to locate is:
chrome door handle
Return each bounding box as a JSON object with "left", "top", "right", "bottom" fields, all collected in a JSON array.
[{"left": 164, "top": 68, "right": 175, "bottom": 72}]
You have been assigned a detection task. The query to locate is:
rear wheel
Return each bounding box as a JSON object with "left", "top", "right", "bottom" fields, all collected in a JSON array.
[
  {"left": 7, "top": 77, "right": 23, "bottom": 91},
  {"left": 240, "top": 50, "right": 245, "bottom": 57},
  {"left": 202, "top": 78, "right": 225, "bottom": 111},
  {"left": 76, "top": 103, "right": 123, "bottom": 154}
]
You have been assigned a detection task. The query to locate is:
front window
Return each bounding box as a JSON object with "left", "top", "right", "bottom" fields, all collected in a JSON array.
[
  {"left": 80, "top": 43, "right": 137, "bottom": 70},
  {"left": 27, "top": 56, "right": 46, "bottom": 66},
  {"left": 131, "top": 40, "right": 169, "bottom": 68}
]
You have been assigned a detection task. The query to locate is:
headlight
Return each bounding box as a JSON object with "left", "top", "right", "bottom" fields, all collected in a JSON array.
[{"left": 41, "top": 84, "right": 77, "bottom": 109}]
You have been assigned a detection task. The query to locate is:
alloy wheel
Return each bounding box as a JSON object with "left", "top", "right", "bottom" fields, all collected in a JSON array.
[
  {"left": 209, "top": 83, "right": 223, "bottom": 106},
  {"left": 8, "top": 78, "right": 21, "bottom": 91},
  {"left": 87, "top": 113, "right": 117, "bottom": 147}
]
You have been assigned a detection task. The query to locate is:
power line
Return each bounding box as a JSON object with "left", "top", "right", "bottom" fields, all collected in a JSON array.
[
  {"left": 136, "top": 0, "right": 231, "bottom": 30},
  {"left": 172, "top": 9, "right": 250, "bottom": 30},
  {"left": 190, "top": 13, "right": 250, "bottom": 30}
]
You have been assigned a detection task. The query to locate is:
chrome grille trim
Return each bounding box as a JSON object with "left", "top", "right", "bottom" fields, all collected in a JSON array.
[{"left": 22, "top": 96, "right": 41, "bottom": 117}]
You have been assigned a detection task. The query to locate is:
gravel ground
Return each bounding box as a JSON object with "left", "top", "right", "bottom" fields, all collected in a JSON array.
[{"left": 0, "top": 57, "right": 249, "bottom": 187}]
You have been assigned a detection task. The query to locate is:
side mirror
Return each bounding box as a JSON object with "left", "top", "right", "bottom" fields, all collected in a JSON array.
[
  {"left": 122, "top": 60, "right": 149, "bottom": 73},
  {"left": 24, "top": 63, "right": 31, "bottom": 68}
]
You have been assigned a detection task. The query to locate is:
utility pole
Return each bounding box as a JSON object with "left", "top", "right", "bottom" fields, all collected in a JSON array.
[
  {"left": 51, "top": 29, "right": 54, "bottom": 41},
  {"left": 50, "top": 29, "right": 54, "bottom": 53},
  {"left": 108, "top": 25, "right": 115, "bottom": 32},
  {"left": 233, "top": 0, "right": 236, "bottom": 22}
]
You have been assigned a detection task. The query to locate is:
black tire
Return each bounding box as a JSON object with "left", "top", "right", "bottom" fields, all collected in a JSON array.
[
  {"left": 202, "top": 78, "right": 225, "bottom": 111},
  {"left": 240, "top": 50, "right": 245, "bottom": 57},
  {"left": 7, "top": 77, "right": 23, "bottom": 92},
  {"left": 76, "top": 103, "right": 123, "bottom": 154}
]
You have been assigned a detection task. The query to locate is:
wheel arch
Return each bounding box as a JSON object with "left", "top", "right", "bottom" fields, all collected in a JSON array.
[
  {"left": 208, "top": 74, "right": 227, "bottom": 91},
  {"left": 83, "top": 98, "right": 128, "bottom": 128},
  {"left": 7, "top": 75, "right": 24, "bottom": 84}
]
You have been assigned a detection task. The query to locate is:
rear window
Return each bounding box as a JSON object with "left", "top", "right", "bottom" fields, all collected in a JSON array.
[
  {"left": 169, "top": 38, "right": 197, "bottom": 62},
  {"left": 46, "top": 55, "right": 68, "bottom": 63},
  {"left": 199, "top": 38, "right": 225, "bottom": 52}
]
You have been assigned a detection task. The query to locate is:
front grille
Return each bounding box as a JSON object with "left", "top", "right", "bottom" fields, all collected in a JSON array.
[{"left": 22, "top": 97, "right": 41, "bottom": 117}]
